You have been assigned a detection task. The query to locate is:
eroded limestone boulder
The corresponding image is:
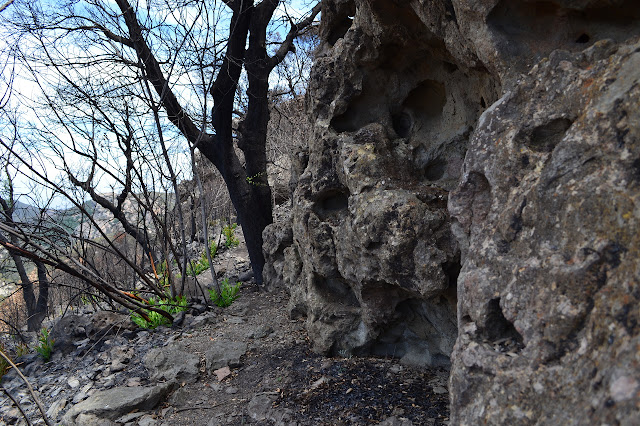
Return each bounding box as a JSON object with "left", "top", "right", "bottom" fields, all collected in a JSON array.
[
  {"left": 61, "top": 384, "right": 173, "bottom": 425},
  {"left": 265, "top": 0, "right": 500, "bottom": 366},
  {"left": 449, "top": 39, "right": 640, "bottom": 425}
]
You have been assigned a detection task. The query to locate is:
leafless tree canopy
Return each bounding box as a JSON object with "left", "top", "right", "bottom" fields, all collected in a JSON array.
[{"left": 0, "top": 0, "right": 320, "bottom": 328}]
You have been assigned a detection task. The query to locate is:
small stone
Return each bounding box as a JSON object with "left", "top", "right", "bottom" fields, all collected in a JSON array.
[
  {"left": 214, "top": 366, "right": 232, "bottom": 381},
  {"left": 110, "top": 360, "right": 127, "bottom": 372},
  {"left": 248, "top": 325, "right": 274, "bottom": 339},
  {"left": 138, "top": 415, "right": 157, "bottom": 426},
  {"left": 115, "top": 411, "right": 146, "bottom": 423},
  {"left": 225, "top": 386, "right": 238, "bottom": 394},
  {"left": 101, "top": 376, "right": 115, "bottom": 388},
  {"left": 172, "top": 311, "right": 186, "bottom": 327},
  {"left": 191, "top": 304, "right": 206, "bottom": 314},
  {"left": 247, "top": 393, "right": 278, "bottom": 421},
  {"left": 432, "top": 386, "right": 448, "bottom": 395},
  {"left": 46, "top": 398, "right": 67, "bottom": 420},
  {"left": 67, "top": 377, "right": 81, "bottom": 389},
  {"left": 239, "top": 270, "right": 254, "bottom": 281},
  {"left": 310, "top": 376, "right": 329, "bottom": 390},
  {"left": 389, "top": 365, "right": 403, "bottom": 374},
  {"left": 126, "top": 377, "right": 142, "bottom": 387}
]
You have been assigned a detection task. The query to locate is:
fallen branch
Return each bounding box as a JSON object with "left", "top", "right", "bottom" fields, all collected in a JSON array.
[
  {"left": 0, "top": 349, "right": 53, "bottom": 426},
  {"left": 2, "top": 387, "right": 33, "bottom": 426}
]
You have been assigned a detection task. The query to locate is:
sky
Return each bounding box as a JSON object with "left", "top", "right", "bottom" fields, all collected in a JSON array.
[{"left": 0, "top": 0, "right": 320, "bottom": 209}]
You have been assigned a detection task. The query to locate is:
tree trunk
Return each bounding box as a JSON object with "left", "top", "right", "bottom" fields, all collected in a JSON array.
[
  {"left": 114, "top": 0, "right": 319, "bottom": 287},
  {"left": 27, "top": 261, "right": 49, "bottom": 332},
  {"left": 0, "top": 197, "right": 49, "bottom": 332}
]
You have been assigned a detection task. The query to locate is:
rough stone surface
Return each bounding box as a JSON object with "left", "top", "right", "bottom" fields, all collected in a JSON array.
[
  {"left": 449, "top": 38, "right": 640, "bottom": 425},
  {"left": 264, "top": 0, "right": 640, "bottom": 423},
  {"left": 263, "top": 0, "right": 499, "bottom": 366},
  {"left": 205, "top": 340, "right": 248, "bottom": 371},
  {"left": 61, "top": 384, "right": 173, "bottom": 425},
  {"left": 143, "top": 345, "right": 200, "bottom": 384}
]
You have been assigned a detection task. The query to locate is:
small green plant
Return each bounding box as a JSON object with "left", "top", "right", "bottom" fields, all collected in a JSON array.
[
  {"left": 130, "top": 295, "right": 188, "bottom": 329},
  {"left": 186, "top": 257, "right": 209, "bottom": 277},
  {"left": 187, "top": 240, "right": 218, "bottom": 277},
  {"left": 245, "top": 172, "right": 267, "bottom": 187},
  {"left": 80, "top": 293, "right": 101, "bottom": 306},
  {"left": 222, "top": 223, "right": 239, "bottom": 248},
  {"left": 35, "top": 328, "right": 54, "bottom": 362},
  {"left": 15, "top": 342, "right": 29, "bottom": 358},
  {"left": 208, "top": 278, "right": 241, "bottom": 308}
]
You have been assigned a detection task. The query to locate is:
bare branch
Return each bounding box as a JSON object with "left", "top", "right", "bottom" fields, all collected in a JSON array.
[
  {"left": 0, "top": 0, "right": 14, "bottom": 14},
  {"left": 269, "top": 2, "right": 321, "bottom": 70},
  {"left": 0, "top": 349, "right": 53, "bottom": 426}
]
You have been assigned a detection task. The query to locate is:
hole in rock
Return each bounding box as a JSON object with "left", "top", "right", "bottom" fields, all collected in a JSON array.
[
  {"left": 327, "top": 16, "right": 354, "bottom": 46},
  {"left": 480, "top": 97, "right": 486, "bottom": 108},
  {"left": 444, "top": 255, "right": 461, "bottom": 295},
  {"left": 528, "top": 118, "right": 573, "bottom": 152},
  {"left": 312, "top": 189, "right": 350, "bottom": 219},
  {"left": 330, "top": 76, "right": 383, "bottom": 133},
  {"left": 423, "top": 159, "right": 447, "bottom": 181},
  {"left": 403, "top": 80, "right": 447, "bottom": 119},
  {"left": 391, "top": 112, "right": 412, "bottom": 138},
  {"left": 576, "top": 33, "right": 590, "bottom": 43},
  {"left": 331, "top": 105, "right": 361, "bottom": 133},
  {"left": 368, "top": 297, "right": 457, "bottom": 367},
  {"left": 443, "top": 61, "right": 459, "bottom": 73},
  {"left": 483, "top": 298, "right": 524, "bottom": 350},
  {"left": 327, "top": 1, "right": 356, "bottom": 46},
  {"left": 488, "top": 0, "right": 640, "bottom": 64}
]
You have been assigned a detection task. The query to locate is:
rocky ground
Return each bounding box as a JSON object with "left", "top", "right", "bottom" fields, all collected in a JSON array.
[{"left": 0, "top": 243, "right": 450, "bottom": 425}]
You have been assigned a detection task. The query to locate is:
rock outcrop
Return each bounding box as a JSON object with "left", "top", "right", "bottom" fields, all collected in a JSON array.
[
  {"left": 449, "top": 32, "right": 640, "bottom": 426},
  {"left": 264, "top": 0, "right": 640, "bottom": 423},
  {"left": 264, "top": 0, "right": 501, "bottom": 367}
]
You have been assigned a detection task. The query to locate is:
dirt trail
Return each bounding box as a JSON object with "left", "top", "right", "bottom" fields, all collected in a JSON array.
[{"left": 156, "top": 286, "right": 450, "bottom": 425}]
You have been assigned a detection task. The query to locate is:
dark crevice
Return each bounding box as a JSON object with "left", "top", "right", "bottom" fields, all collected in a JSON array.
[
  {"left": 530, "top": 118, "right": 573, "bottom": 152},
  {"left": 391, "top": 111, "right": 412, "bottom": 138},
  {"left": 576, "top": 33, "right": 590, "bottom": 43},
  {"left": 517, "top": 118, "right": 573, "bottom": 153},
  {"left": 326, "top": 1, "right": 356, "bottom": 46},
  {"left": 423, "top": 159, "right": 448, "bottom": 181},
  {"left": 482, "top": 298, "right": 525, "bottom": 352},
  {"left": 444, "top": 0, "right": 458, "bottom": 24},
  {"left": 403, "top": 80, "right": 447, "bottom": 119},
  {"left": 313, "top": 188, "right": 350, "bottom": 220},
  {"left": 488, "top": 0, "right": 640, "bottom": 65}
]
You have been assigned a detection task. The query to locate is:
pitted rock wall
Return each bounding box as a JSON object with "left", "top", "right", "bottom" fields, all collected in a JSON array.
[
  {"left": 266, "top": 0, "right": 502, "bottom": 367},
  {"left": 264, "top": 0, "right": 640, "bottom": 423}
]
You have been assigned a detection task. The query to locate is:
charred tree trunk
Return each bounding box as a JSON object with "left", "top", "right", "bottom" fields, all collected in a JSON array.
[
  {"left": 0, "top": 197, "right": 49, "bottom": 331},
  {"left": 115, "top": 0, "right": 320, "bottom": 286}
]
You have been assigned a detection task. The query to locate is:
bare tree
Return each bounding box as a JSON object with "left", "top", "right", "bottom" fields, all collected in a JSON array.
[
  {"left": 0, "top": 175, "right": 49, "bottom": 332},
  {"left": 4, "top": 0, "right": 320, "bottom": 286}
]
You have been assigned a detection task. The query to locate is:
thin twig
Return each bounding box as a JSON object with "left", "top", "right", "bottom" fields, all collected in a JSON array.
[
  {"left": 0, "top": 0, "right": 14, "bottom": 14},
  {"left": 0, "top": 349, "right": 53, "bottom": 426},
  {"left": 173, "top": 401, "right": 225, "bottom": 413},
  {"left": 1, "top": 387, "right": 33, "bottom": 426}
]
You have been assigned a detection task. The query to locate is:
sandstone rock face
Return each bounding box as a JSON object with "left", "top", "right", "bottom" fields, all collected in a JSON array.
[{"left": 264, "top": 0, "right": 640, "bottom": 423}]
